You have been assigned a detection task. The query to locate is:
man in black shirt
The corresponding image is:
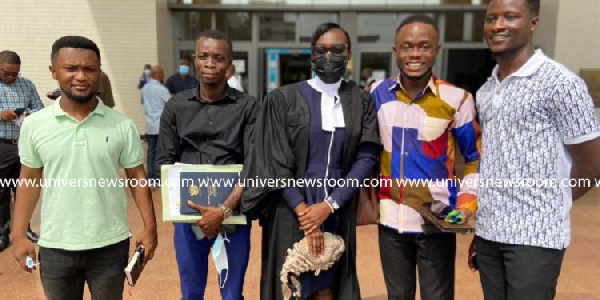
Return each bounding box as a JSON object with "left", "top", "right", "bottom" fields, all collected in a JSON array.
[
  {"left": 156, "top": 30, "right": 256, "bottom": 300},
  {"left": 165, "top": 57, "right": 199, "bottom": 95}
]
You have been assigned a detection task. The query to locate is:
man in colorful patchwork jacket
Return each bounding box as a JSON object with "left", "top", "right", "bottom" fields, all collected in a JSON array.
[{"left": 370, "top": 15, "right": 481, "bottom": 300}]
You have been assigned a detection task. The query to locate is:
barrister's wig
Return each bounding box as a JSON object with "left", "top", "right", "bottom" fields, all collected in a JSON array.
[{"left": 280, "top": 233, "right": 345, "bottom": 300}]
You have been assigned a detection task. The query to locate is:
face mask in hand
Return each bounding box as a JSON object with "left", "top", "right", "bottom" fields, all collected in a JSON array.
[
  {"left": 311, "top": 54, "right": 348, "bottom": 84},
  {"left": 212, "top": 233, "right": 230, "bottom": 288}
]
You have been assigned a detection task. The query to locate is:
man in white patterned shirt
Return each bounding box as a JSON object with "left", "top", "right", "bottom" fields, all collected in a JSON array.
[
  {"left": 471, "top": 0, "right": 600, "bottom": 299},
  {"left": 0, "top": 50, "right": 44, "bottom": 251}
]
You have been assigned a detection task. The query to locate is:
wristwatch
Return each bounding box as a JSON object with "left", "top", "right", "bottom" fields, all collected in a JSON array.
[
  {"left": 324, "top": 196, "right": 340, "bottom": 212},
  {"left": 218, "top": 204, "right": 233, "bottom": 219}
]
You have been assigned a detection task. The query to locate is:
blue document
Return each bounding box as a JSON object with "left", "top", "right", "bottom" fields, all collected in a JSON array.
[{"left": 179, "top": 171, "right": 239, "bottom": 215}]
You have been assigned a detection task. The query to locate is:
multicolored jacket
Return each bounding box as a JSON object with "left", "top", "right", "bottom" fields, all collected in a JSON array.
[{"left": 371, "top": 76, "right": 481, "bottom": 233}]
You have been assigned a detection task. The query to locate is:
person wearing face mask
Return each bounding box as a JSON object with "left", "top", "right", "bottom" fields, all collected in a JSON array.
[
  {"left": 138, "top": 64, "right": 152, "bottom": 90},
  {"left": 165, "top": 57, "right": 199, "bottom": 96},
  {"left": 138, "top": 64, "right": 152, "bottom": 104},
  {"left": 370, "top": 15, "right": 481, "bottom": 300},
  {"left": 242, "top": 22, "right": 380, "bottom": 300}
]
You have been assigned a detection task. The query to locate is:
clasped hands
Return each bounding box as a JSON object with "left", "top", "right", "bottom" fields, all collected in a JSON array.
[{"left": 297, "top": 201, "right": 333, "bottom": 257}]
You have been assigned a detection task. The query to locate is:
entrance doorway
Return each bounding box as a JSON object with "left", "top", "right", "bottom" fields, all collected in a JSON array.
[
  {"left": 279, "top": 53, "right": 311, "bottom": 87},
  {"left": 264, "top": 48, "right": 311, "bottom": 94},
  {"left": 445, "top": 48, "right": 495, "bottom": 96}
]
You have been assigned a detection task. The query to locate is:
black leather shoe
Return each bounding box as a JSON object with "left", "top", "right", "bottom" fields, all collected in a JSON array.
[
  {"left": 26, "top": 229, "right": 39, "bottom": 243},
  {"left": 0, "top": 236, "right": 9, "bottom": 252}
]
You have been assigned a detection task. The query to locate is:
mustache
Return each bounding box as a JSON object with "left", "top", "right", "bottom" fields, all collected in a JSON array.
[{"left": 61, "top": 88, "right": 96, "bottom": 103}]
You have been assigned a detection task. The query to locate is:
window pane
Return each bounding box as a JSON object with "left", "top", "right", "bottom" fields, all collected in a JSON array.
[
  {"left": 445, "top": 11, "right": 464, "bottom": 42},
  {"left": 297, "top": 13, "right": 338, "bottom": 43},
  {"left": 171, "top": 0, "right": 243, "bottom": 3},
  {"left": 231, "top": 52, "right": 249, "bottom": 92},
  {"left": 170, "top": 0, "right": 491, "bottom": 4},
  {"left": 472, "top": 11, "right": 486, "bottom": 42},
  {"left": 357, "top": 13, "right": 397, "bottom": 43},
  {"left": 445, "top": 11, "right": 486, "bottom": 42},
  {"left": 216, "top": 12, "right": 252, "bottom": 41},
  {"left": 259, "top": 12, "right": 297, "bottom": 41},
  {"left": 360, "top": 52, "right": 392, "bottom": 84},
  {"left": 173, "top": 11, "right": 211, "bottom": 41}
]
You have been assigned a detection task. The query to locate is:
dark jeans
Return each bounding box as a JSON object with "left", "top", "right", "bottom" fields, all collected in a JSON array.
[
  {"left": 379, "top": 225, "right": 456, "bottom": 300},
  {"left": 475, "top": 236, "right": 565, "bottom": 300},
  {"left": 39, "top": 238, "right": 130, "bottom": 300},
  {"left": 146, "top": 134, "right": 158, "bottom": 180},
  {"left": 0, "top": 143, "right": 20, "bottom": 239},
  {"left": 174, "top": 223, "right": 251, "bottom": 300}
]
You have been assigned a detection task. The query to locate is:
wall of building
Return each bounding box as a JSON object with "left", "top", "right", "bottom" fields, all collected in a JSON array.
[
  {"left": 156, "top": 0, "right": 175, "bottom": 78},
  {"left": 0, "top": 0, "right": 159, "bottom": 132},
  {"left": 553, "top": 0, "right": 600, "bottom": 73},
  {"left": 532, "top": 0, "right": 559, "bottom": 58},
  {"left": 553, "top": 0, "right": 600, "bottom": 115}
]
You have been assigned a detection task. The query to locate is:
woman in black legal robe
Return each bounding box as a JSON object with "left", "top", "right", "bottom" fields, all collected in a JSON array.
[{"left": 242, "top": 23, "right": 380, "bottom": 300}]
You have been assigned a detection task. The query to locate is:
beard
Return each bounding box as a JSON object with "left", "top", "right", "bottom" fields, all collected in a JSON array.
[
  {"left": 400, "top": 67, "right": 433, "bottom": 82},
  {"left": 490, "top": 48, "right": 515, "bottom": 58},
  {"left": 62, "top": 88, "right": 96, "bottom": 103},
  {"left": 489, "top": 40, "right": 529, "bottom": 58}
]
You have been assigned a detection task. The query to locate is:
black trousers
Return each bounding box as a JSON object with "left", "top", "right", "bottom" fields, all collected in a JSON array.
[
  {"left": 0, "top": 143, "right": 20, "bottom": 239},
  {"left": 379, "top": 225, "right": 456, "bottom": 300},
  {"left": 475, "top": 236, "right": 565, "bottom": 300},
  {"left": 39, "top": 239, "right": 130, "bottom": 300}
]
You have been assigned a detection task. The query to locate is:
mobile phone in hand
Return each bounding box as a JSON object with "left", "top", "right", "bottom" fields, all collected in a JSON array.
[
  {"left": 125, "top": 245, "right": 145, "bottom": 286},
  {"left": 134, "top": 245, "right": 145, "bottom": 268}
]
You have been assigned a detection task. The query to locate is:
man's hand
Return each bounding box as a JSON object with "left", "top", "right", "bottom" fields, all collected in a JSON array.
[
  {"left": 298, "top": 201, "right": 332, "bottom": 235},
  {"left": 306, "top": 229, "right": 325, "bottom": 257},
  {"left": 468, "top": 238, "right": 478, "bottom": 272},
  {"left": 135, "top": 228, "right": 158, "bottom": 266},
  {"left": 12, "top": 237, "right": 37, "bottom": 272},
  {"left": 188, "top": 201, "right": 224, "bottom": 239},
  {"left": 1, "top": 109, "right": 18, "bottom": 121}
]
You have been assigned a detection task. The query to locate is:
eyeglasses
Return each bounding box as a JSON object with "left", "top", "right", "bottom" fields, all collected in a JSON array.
[
  {"left": 0, "top": 69, "right": 19, "bottom": 77},
  {"left": 312, "top": 44, "right": 348, "bottom": 57},
  {"left": 397, "top": 44, "right": 434, "bottom": 54}
]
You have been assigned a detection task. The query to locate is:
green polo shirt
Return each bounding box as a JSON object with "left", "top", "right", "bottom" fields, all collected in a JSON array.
[{"left": 18, "top": 98, "right": 144, "bottom": 250}]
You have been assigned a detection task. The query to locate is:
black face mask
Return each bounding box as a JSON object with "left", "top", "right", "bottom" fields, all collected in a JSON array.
[{"left": 311, "top": 54, "right": 348, "bottom": 84}]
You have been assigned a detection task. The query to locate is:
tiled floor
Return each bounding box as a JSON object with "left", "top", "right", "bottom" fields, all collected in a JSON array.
[{"left": 1, "top": 188, "right": 599, "bottom": 300}]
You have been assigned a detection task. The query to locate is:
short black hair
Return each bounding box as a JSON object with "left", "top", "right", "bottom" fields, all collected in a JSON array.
[
  {"left": 525, "top": 0, "right": 540, "bottom": 17},
  {"left": 311, "top": 23, "right": 352, "bottom": 53},
  {"left": 51, "top": 36, "right": 100, "bottom": 64},
  {"left": 0, "top": 51, "right": 21, "bottom": 64},
  {"left": 196, "top": 30, "right": 233, "bottom": 57},
  {"left": 396, "top": 15, "right": 439, "bottom": 36}
]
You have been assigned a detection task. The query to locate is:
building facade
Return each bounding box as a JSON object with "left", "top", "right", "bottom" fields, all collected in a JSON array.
[{"left": 1, "top": 0, "right": 598, "bottom": 133}]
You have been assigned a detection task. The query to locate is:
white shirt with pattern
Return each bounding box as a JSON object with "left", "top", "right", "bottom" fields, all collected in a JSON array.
[{"left": 475, "top": 50, "right": 600, "bottom": 249}]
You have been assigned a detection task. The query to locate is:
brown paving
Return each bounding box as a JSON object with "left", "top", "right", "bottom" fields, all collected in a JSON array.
[{"left": 1, "top": 187, "right": 599, "bottom": 300}]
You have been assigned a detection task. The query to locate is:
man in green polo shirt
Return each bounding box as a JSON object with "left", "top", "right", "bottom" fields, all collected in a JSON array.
[{"left": 11, "top": 36, "right": 158, "bottom": 300}]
